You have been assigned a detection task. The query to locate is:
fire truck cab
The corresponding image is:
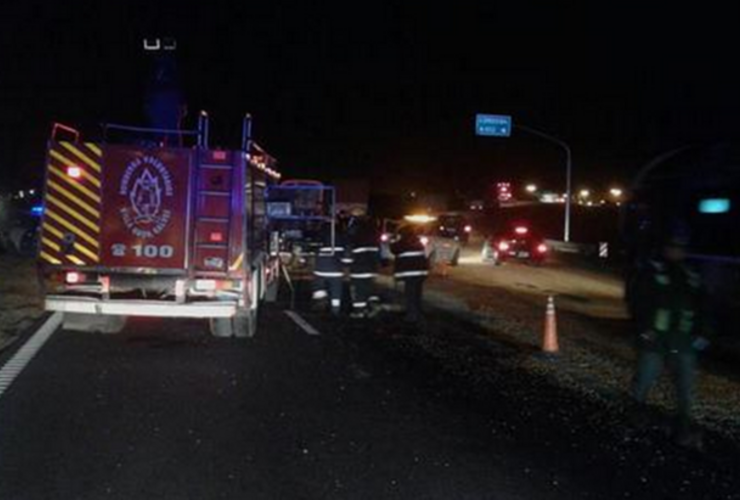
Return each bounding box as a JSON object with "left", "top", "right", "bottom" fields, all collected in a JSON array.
[{"left": 37, "top": 114, "right": 281, "bottom": 338}]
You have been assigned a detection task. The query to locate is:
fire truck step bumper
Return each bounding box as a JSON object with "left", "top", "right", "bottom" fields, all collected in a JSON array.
[{"left": 46, "top": 297, "right": 238, "bottom": 318}]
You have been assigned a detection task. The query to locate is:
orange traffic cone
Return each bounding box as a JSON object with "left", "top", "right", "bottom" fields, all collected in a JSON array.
[{"left": 542, "top": 295, "right": 559, "bottom": 354}]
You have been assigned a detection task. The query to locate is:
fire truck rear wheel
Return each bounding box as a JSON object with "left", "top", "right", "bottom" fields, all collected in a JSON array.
[
  {"left": 209, "top": 318, "right": 234, "bottom": 338},
  {"left": 233, "top": 308, "right": 257, "bottom": 338}
]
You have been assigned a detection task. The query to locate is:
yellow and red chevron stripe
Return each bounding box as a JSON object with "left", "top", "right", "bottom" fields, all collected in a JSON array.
[{"left": 40, "top": 141, "right": 103, "bottom": 266}]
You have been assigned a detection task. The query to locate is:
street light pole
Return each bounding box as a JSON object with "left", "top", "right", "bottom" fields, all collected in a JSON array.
[{"left": 515, "top": 125, "right": 573, "bottom": 242}]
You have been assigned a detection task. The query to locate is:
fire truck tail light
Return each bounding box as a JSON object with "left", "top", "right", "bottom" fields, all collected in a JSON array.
[
  {"left": 67, "top": 166, "right": 82, "bottom": 179},
  {"left": 209, "top": 232, "right": 224, "bottom": 243},
  {"left": 537, "top": 244, "right": 548, "bottom": 254},
  {"left": 213, "top": 151, "right": 227, "bottom": 161},
  {"left": 515, "top": 226, "right": 529, "bottom": 235},
  {"left": 65, "top": 272, "right": 82, "bottom": 284}
]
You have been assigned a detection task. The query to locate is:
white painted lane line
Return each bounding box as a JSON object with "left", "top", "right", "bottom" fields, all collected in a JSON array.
[
  {"left": 0, "top": 312, "right": 63, "bottom": 399},
  {"left": 284, "top": 310, "right": 321, "bottom": 336}
]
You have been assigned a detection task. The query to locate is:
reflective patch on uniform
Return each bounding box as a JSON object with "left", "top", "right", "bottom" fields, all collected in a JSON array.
[
  {"left": 352, "top": 247, "right": 379, "bottom": 254},
  {"left": 312, "top": 290, "right": 328, "bottom": 300},
  {"left": 314, "top": 271, "right": 344, "bottom": 278},
  {"left": 679, "top": 310, "right": 695, "bottom": 333},
  {"left": 655, "top": 275, "right": 671, "bottom": 286},
  {"left": 398, "top": 251, "right": 425, "bottom": 258},
  {"left": 653, "top": 308, "right": 671, "bottom": 332}
]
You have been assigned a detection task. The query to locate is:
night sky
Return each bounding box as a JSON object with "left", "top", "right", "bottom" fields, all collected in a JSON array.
[{"left": 1, "top": 1, "right": 738, "bottom": 197}]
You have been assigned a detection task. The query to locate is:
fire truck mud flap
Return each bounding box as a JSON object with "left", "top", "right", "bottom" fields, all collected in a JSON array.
[
  {"left": 209, "top": 308, "right": 256, "bottom": 338},
  {"left": 62, "top": 313, "right": 128, "bottom": 334}
]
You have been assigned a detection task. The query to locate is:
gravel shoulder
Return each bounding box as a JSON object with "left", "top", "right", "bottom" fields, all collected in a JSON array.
[{"left": 0, "top": 255, "right": 44, "bottom": 352}]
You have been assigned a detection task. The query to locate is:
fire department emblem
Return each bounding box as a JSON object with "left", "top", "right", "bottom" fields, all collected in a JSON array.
[{"left": 119, "top": 156, "right": 174, "bottom": 239}]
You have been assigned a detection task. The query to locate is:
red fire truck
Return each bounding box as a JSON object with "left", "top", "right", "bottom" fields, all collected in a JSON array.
[{"left": 37, "top": 114, "right": 281, "bottom": 338}]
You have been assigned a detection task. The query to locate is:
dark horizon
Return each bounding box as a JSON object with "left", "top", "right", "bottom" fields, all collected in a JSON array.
[{"left": 2, "top": 2, "right": 738, "bottom": 197}]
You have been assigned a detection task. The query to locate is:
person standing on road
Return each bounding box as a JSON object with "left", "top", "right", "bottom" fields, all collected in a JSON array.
[
  {"left": 346, "top": 217, "right": 381, "bottom": 318},
  {"left": 629, "top": 232, "right": 709, "bottom": 448},
  {"left": 391, "top": 226, "right": 429, "bottom": 322},
  {"left": 312, "top": 225, "right": 346, "bottom": 316}
]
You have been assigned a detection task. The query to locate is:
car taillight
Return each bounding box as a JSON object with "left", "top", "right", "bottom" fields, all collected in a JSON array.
[
  {"left": 65, "top": 271, "right": 83, "bottom": 284},
  {"left": 537, "top": 243, "right": 548, "bottom": 254},
  {"left": 420, "top": 236, "right": 430, "bottom": 246},
  {"left": 498, "top": 241, "right": 510, "bottom": 251},
  {"left": 464, "top": 225, "right": 472, "bottom": 233},
  {"left": 67, "top": 166, "right": 82, "bottom": 179},
  {"left": 514, "top": 226, "right": 528, "bottom": 235}
]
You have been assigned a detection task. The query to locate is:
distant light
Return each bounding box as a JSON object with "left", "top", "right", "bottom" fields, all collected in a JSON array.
[
  {"left": 404, "top": 214, "right": 437, "bottom": 224},
  {"left": 67, "top": 165, "right": 82, "bottom": 179},
  {"left": 380, "top": 233, "right": 390, "bottom": 243},
  {"left": 525, "top": 184, "right": 537, "bottom": 193},
  {"left": 31, "top": 205, "right": 44, "bottom": 216},
  {"left": 609, "top": 188, "right": 623, "bottom": 198},
  {"left": 699, "top": 198, "right": 731, "bottom": 214},
  {"left": 498, "top": 241, "right": 510, "bottom": 252},
  {"left": 29, "top": 189, "right": 36, "bottom": 196},
  {"left": 514, "top": 226, "right": 529, "bottom": 235},
  {"left": 464, "top": 225, "right": 472, "bottom": 233},
  {"left": 19, "top": 191, "right": 25, "bottom": 199},
  {"left": 579, "top": 189, "right": 590, "bottom": 198},
  {"left": 419, "top": 236, "right": 430, "bottom": 246},
  {"left": 537, "top": 244, "right": 548, "bottom": 254}
]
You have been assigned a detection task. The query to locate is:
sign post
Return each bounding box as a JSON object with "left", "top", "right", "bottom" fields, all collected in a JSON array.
[{"left": 476, "top": 115, "right": 573, "bottom": 242}]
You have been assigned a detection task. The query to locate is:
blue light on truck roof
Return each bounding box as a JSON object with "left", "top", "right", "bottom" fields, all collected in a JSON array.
[{"left": 698, "top": 198, "right": 731, "bottom": 214}]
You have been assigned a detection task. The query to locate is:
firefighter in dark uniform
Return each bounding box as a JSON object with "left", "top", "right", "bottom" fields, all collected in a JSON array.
[
  {"left": 391, "top": 226, "right": 429, "bottom": 322},
  {"left": 346, "top": 217, "right": 381, "bottom": 318},
  {"left": 312, "top": 225, "right": 346, "bottom": 315},
  {"left": 629, "top": 232, "right": 708, "bottom": 449}
]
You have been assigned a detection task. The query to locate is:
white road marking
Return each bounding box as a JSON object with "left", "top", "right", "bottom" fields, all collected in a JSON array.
[
  {"left": 284, "top": 310, "right": 320, "bottom": 336},
  {"left": 0, "top": 312, "right": 63, "bottom": 399}
]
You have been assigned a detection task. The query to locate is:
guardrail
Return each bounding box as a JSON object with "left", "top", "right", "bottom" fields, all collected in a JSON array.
[{"left": 545, "top": 239, "right": 596, "bottom": 255}]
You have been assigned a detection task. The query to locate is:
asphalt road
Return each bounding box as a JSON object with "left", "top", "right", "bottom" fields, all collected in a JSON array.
[
  {"left": 1, "top": 286, "right": 739, "bottom": 499},
  {"left": 455, "top": 243, "right": 626, "bottom": 320}
]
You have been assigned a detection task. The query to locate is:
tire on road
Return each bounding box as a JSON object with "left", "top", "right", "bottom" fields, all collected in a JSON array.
[{"left": 209, "top": 317, "right": 234, "bottom": 338}]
